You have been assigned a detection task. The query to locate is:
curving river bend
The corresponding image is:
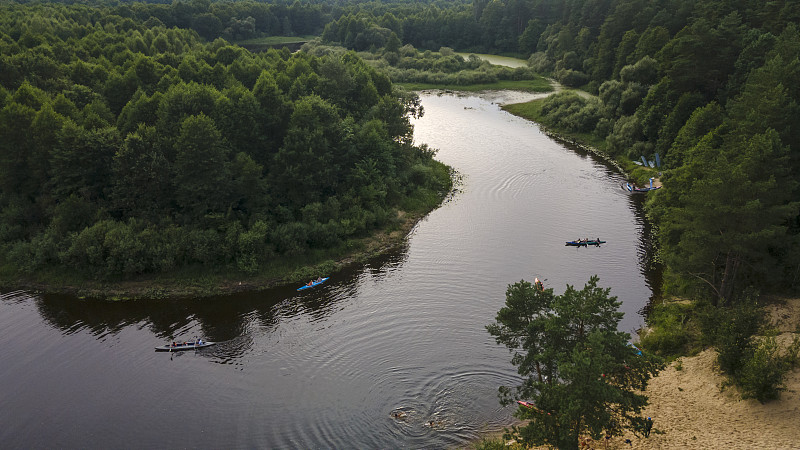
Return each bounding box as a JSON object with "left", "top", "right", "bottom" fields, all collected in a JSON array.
[{"left": 0, "top": 90, "right": 657, "bottom": 449}]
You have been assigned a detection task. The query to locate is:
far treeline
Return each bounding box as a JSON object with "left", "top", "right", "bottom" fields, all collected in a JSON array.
[{"left": 0, "top": 2, "right": 452, "bottom": 281}]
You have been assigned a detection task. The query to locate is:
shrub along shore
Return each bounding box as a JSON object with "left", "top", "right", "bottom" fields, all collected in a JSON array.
[{"left": 1, "top": 208, "right": 435, "bottom": 300}]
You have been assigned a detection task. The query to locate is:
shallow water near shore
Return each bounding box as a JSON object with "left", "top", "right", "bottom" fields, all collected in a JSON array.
[{"left": 0, "top": 91, "right": 657, "bottom": 449}]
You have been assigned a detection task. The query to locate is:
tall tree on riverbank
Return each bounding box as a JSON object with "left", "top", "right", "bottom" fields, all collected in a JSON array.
[
  {"left": 487, "top": 276, "right": 663, "bottom": 449},
  {"left": 651, "top": 126, "right": 799, "bottom": 305}
]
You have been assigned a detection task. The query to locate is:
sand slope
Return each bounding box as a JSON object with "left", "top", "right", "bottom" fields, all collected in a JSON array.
[
  {"left": 613, "top": 349, "right": 800, "bottom": 449},
  {"left": 611, "top": 297, "right": 800, "bottom": 450},
  {"left": 508, "top": 298, "right": 800, "bottom": 450}
]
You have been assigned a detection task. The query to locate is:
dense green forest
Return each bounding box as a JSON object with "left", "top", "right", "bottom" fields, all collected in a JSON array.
[
  {"left": 314, "top": 0, "right": 800, "bottom": 302},
  {"left": 0, "top": 1, "right": 452, "bottom": 282},
  {"left": 2, "top": 0, "right": 800, "bottom": 303}
]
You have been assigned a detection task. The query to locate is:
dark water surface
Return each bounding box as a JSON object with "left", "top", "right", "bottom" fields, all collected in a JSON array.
[{"left": 0, "top": 91, "right": 656, "bottom": 449}]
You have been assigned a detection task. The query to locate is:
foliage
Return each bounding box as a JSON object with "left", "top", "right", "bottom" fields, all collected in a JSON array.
[
  {"left": 305, "top": 41, "right": 546, "bottom": 89},
  {"left": 650, "top": 127, "right": 799, "bottom": 304},
  {"left": 0, "top": 3, "right": 452, "bottom": 281},
  {"left": 539, "top": 92, "right": 603, "bottom": 134},
  {"left": 487, "top": 276, "right": 664, "bottom": 450},
  {"left": 638, "top": 300, "right": 705, "bottom": 358},
  {"left": 473, "top": 437, "right": 524, "bottom": 450},
  {"left": 736, "top": 335, "right": 789, "bottom": 403},
  {"left": 700, "top": 294, "right": 765, "bottom": 375},
  {"left": 698, "top": 294, "right": 798, "bottom": 403}
]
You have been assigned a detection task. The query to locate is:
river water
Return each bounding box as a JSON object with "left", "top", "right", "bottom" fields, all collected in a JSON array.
[{"left": 0, "top": 91, "right": 656, "bottom": 449}]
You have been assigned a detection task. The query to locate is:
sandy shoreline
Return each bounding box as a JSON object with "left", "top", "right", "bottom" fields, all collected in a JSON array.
[
  {"left": 614, "top": 298, "right": 800, "bottom": 450},
  {"left": 485, "top": 298, "right": 800, "bottom": 450}
]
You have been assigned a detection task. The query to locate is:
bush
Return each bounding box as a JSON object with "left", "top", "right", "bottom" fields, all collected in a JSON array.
[
  {"left": 528, "top": 52, "right": 553, "bottom": 73},
  {"left": 236, "top": 220, "right": 272, "bottom": 273},
  {"left": 539, "top": 92, "right": 603, "bottom": 134},
  {"left": 639, "top": 301, "right": 702, "bottom": 357},
  {"left": 605, "top": 115, "right": 642, "bottom": 157},
  {"left": 553, "top": 68, "right": 589, "bottom": 87},
  {"left": 701, "top": 298, "right": 764, "bottom": 376},
  {"left": 61, "top": 220, "right": 115, "bottom": 276},
  {"left": 737, "top": 336, "right": 788, "bottom": 403}
]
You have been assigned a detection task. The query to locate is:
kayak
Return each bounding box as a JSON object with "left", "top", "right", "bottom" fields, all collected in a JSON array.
[
  {"left": 625, "top": 184, "right": 661, "bottom": 193},
  {"left": 155, "top": 341, "right": 215, "bottom": 352},
  {"left": 297, "top": 277, "right": 329, "bottom": 291},
  {"left": 517, "top": 400, "right": 551, "bottom": 415},
  {"left": 565, "top": 240, "right": 606, "bottom": 247},
  {"left": 625, "top": 177, "right": 662, "bottom": 193}
]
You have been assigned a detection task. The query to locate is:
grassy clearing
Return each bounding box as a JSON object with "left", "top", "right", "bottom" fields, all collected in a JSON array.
[{"left": 502, "top": 98, "right": 607, "bottom": 150}]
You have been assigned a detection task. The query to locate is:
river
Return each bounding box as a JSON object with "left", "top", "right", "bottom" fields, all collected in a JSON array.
[
  {"left": 455, "top": 53, "right": 528, "bottom": 68},
  {"left": 0, "top": 91, "right": 656, "bottom": 449}
]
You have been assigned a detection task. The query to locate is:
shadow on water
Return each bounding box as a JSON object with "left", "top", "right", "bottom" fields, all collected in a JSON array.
[
  {"left": 0, "top": 92, "right": 665, "bottom": 449},
  {"left": 555, "top": 138, "right": 664, "bottom": 317},
  {"left": 20, "top": 240, "right": 413, "bottom": 343}
]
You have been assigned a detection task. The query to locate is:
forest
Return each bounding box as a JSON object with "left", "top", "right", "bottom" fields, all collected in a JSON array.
[
  {"left": 318, "top": 0, "right": 800, "bottom": 304},
  {"left": 2, "top": 0, "right": 800, "bottom": 302},
  {"left": 0, "top": 1, "right": 452, "bottom": 281}
]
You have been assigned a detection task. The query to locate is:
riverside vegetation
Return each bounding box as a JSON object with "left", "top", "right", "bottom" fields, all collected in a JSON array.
[
  {"left": 0, "top": 2, "right": 452, "bottom": 296},
  {"left": 3, "top": 0, "right": 800, "bottom": 445}
]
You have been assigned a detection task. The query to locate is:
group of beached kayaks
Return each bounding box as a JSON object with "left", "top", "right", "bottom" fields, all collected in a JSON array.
[{"left": 624, "top": 177, "right": 661, "bottom": 193}]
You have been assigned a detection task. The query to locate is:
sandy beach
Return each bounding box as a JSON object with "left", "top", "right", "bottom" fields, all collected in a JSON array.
[
  {"left": 496, "top": 298, "right": 800, "bottom": 450},
  {"left": 587, "top": 297, "right": 800, "bottom": 450}
]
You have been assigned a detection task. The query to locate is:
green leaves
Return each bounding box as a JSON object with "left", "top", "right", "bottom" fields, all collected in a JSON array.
[
  {"left": 0, "top": 3, "right": 453, "bottom": 281},
  {"left": 488, "top": 276, "right": 663, "bottom": 449}
]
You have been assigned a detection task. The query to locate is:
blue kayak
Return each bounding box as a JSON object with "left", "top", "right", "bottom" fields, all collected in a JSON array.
[{"left": 297, "top": 277, "right": 329, "bottom": 291}]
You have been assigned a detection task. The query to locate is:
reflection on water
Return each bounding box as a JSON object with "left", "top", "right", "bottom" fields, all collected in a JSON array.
[{"left": 0, "top": 92, "right": 658, "bottom": 449}]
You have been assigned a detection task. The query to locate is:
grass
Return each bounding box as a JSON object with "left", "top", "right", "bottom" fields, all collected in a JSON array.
[
  {"left": 502, "top": 98, "right": 607, "bottom": 151},
  {"left": 235, "top": 35, "right": 317, "bottom": 45},
  {"left": 396, "top": 78, "right": 553, "bottom": 93},
  {"left": 638, "top": 299, "right": 706, "bottom": 359}
]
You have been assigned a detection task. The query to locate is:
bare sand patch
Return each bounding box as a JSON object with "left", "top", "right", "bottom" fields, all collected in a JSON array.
[
  {"left": 607, "top": 349, "right": 800, "bottom": 449},
  {"left": 602, "top": 298, "right": 800, "bottom": 449},
  {"left": 495, "top": 298, "right": 800, "bottom": 450}
]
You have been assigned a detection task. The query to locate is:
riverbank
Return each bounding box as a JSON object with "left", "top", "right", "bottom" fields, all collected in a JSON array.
[
  {"left": 472, "top": 80, "right": 798, "bottom": 449},
  {"left": 0, "top": 209, "right": 434, "bottom": 300},
  {"left": 499, "top": 86, "right": 658, "bottom": 187},
  {"left": 472, "top": 297, "right": 800, "bottom": 450}
]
